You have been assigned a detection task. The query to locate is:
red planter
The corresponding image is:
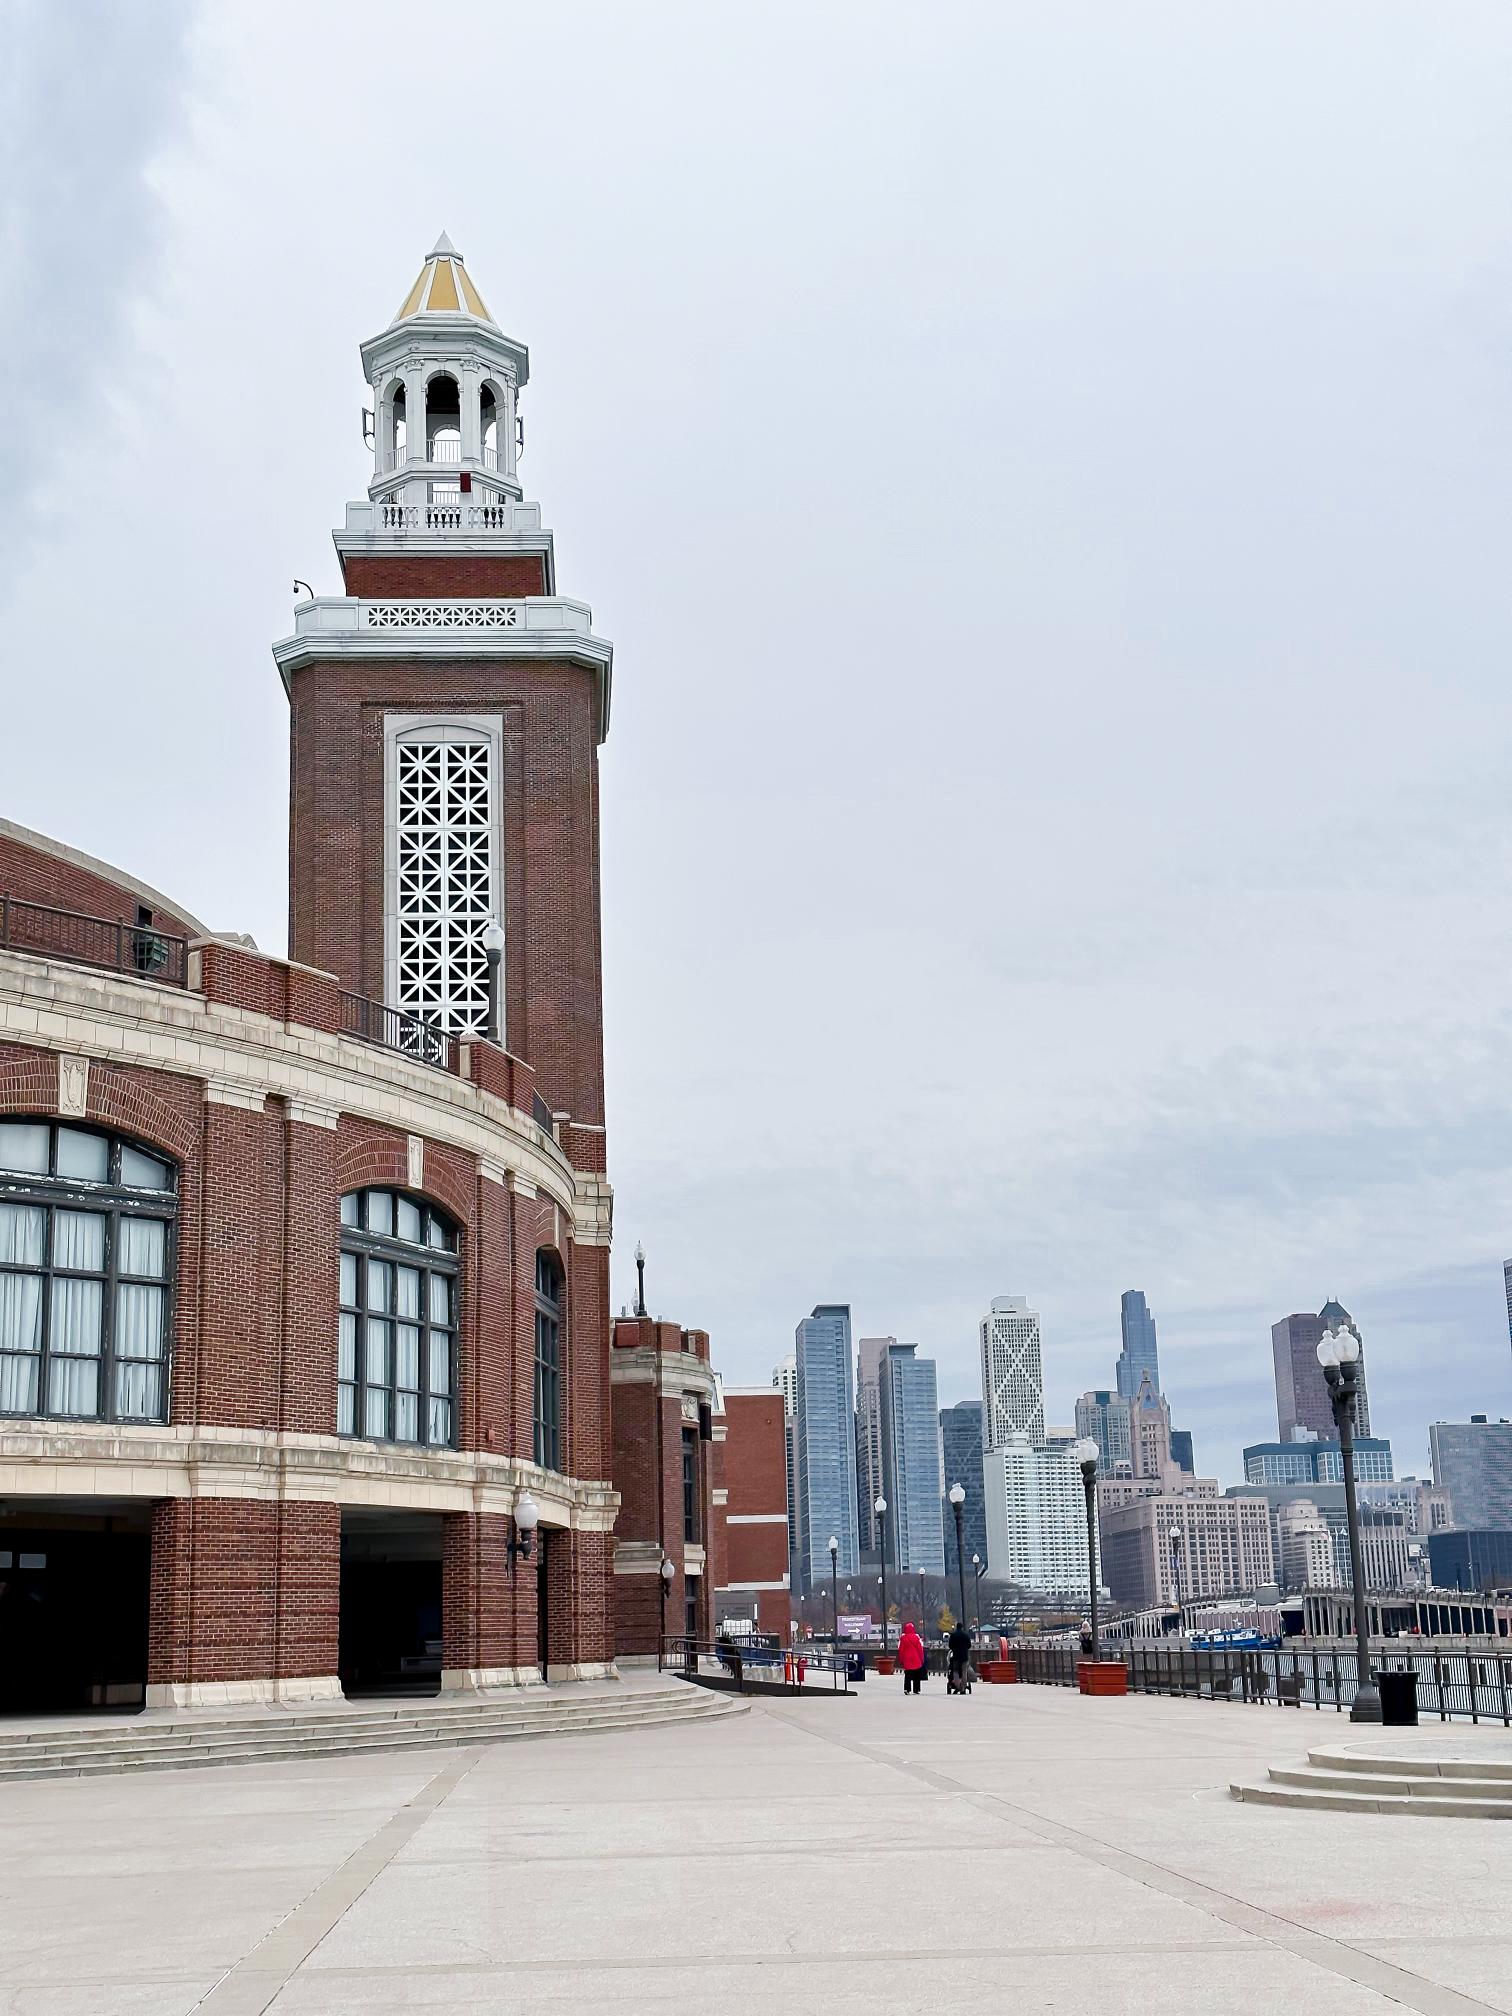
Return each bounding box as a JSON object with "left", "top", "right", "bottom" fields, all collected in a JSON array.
[
  {"left": 874, "top": 1657, "right": 898, "bottom": 1675},
  {"left": 978, "top": 1660, "right": 1018, "bottom": 1684},
  {"left": 1077, "top": 1660, "right": 1129, "bottom": 1696}
]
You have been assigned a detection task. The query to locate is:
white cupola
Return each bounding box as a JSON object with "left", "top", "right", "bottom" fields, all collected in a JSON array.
[{"left": 359, "top": 234, "right": 530, "bottom": 515}]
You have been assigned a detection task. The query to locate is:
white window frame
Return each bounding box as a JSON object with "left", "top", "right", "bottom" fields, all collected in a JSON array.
[{"left": 383, "top": 713, "right": 504, "bottom": 1040}]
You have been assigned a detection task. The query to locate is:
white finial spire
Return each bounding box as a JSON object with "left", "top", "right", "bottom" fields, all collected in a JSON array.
[{"left": 431, "top": 230, "right": 459, "bottom": 259}]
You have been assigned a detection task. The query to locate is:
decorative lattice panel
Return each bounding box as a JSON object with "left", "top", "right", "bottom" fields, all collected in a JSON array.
[{"left": 393, "top": 739, "right": 495, "bottom": 1035}]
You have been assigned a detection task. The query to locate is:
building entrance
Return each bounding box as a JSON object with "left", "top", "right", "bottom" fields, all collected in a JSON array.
[
  {"left": 0, "top": 1500, "right": 151, "bottom": 1714},
  {"left": 338, "top": 1510, "right": 443, "bottom": 1697}
]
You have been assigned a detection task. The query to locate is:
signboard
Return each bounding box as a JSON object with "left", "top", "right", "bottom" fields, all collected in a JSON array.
[{"left": 837, "top": 1614, "right": 874, "bottom": 1639}]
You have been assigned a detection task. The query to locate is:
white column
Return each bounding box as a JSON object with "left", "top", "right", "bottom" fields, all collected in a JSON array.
[{"left": 460, "top": 364, "right": 481, "bottom": 463}]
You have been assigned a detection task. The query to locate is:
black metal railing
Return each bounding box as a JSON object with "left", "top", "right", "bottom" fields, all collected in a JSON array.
[
  {"left": 531, "top": 1091, "right": 554, "bottom": 1133},
  {"left": 659, "top": 1636, "right": 851, "bottom": 1694},
  {"left": 1015, "top": 1638, "right": 1512, "bottom": 1723},
  {"left": 0, "top": 896, "right": 188, "bottom": 987},
  {"left": 340, "top": 991, "right": 455, "bottom": 1072}
]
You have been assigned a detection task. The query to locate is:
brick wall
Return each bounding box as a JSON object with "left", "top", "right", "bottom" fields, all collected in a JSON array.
[
  {"left": 339, "top": 554, "right": 548, "bottom": 599},
  {"left": 0, "top": 831, "right": 198, "bottom": 938}
]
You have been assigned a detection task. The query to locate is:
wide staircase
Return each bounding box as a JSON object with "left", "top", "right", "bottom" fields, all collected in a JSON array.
[
  {"left": 0, "top": 1677, "right": 742, "bottom": 1783},
  {"left": 1233, "top": 1740, "right": 1512, "bottom": 1816}
]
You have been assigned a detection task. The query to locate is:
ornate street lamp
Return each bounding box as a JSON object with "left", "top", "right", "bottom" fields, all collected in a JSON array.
[
  {"left": 1318, "top": 1327, "right": 1382, "bottom": 1723},
  {"left": 482, "top": 917, "right": 505, "bottom": 1043},
  {"left": 875, "top": 1495, "right": 890, "bottom": 1655},
  {"left": 828, "top": 1534, "right": 840, "bottom": 1649},
  {"left": 948, "top": 1481, "right": 969, "bottom": 1631},
  {"left": 1169, "top": 1525, "right": 1183, "bottom": 1623},
  {"left": 1074, "top": 1438, "right": 1101, "bottom": 1661}
]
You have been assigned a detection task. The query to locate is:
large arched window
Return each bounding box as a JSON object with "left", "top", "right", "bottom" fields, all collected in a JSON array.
[
  {"left": 0, "top": 1121, "right": 175, "bottom": 1423},
  {"left": 339, "top": 1189, "right": 457, "bottom": 1448},
  {"left": 534, "top": 1252, "right": 562, "bottom": 1471}
]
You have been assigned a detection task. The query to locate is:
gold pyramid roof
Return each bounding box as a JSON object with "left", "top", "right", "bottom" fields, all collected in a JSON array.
[{"left": 393, "top": 232, "right": 494, "bottom": 326}]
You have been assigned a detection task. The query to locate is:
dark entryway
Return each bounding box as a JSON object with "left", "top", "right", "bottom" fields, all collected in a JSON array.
[
  {"left": 0, "top": 1500, "right": 151, "bottom": 1714},
  {"left": 536, "top": 1532, "right": 550, "bottom": 1680},
  {"left": 339, "top": 1509, "right": 442, "bottom": 1697}
]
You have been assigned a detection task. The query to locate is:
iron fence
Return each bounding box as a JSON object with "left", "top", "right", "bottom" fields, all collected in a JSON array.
[
  {"left": 1014, "top": 1637, "right": 1512, "bottom": 1723},
  {"left": 340, "top": 991, "right": 455, "bottom": 1072},
  {"left": 659, "top": 1636, "right": 851, "bottom": 1694},
  {"left": 0, "top": 895, "right": 188, "bottom": 987}
]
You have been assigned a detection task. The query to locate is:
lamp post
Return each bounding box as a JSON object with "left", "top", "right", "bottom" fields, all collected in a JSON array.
[
  {"left": 948, "top": 1481, "right": 969, "bottom": 1630},
  {"left": 1169, "top": 1525, "right": 1183, "bottom": 1625},
  {"left": 875, "top": 1496, "right": 890, "bottom": 1655},
  {"left": 971, "top": 1552, "right": 983, "bottom": 1632},
  {"left": 634, "top": 1242, "right": 647, "bottom": 1318},
  {"left": 828, "top": 1534, "right": 840, "bottom": 1649},
  {"left": 918, "top": 1564, "right": 927, "bottom": 1628},
  {"left": 1074, "top": 1438, "right": 1101, "bottom": 1661},
  {"left": 482, "top": 918, "right": 505, "bottom": 1043},
  {"left": 1318, "top": 1327, "right": 1381, "bottom": 1723}
]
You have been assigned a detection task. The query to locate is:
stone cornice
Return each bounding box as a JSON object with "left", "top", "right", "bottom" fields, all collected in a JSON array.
[
  {"left": 0, "top": 947, "right": 585, "bottom": 1219},
  {"left": 0, "top": 1418, "right": 620, "bottom": 1529},
  {"left": 608, "top": 1348, "right": 718, "bottom": 1403}
]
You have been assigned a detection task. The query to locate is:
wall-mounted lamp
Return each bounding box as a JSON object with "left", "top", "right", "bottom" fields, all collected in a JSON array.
[{"left": 506, "top": 1490, "right": 539, "bottom": 1576}]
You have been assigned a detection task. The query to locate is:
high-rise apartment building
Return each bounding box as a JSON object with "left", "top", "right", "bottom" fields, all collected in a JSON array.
[
  {"left": 982, "top": 1433, "right": 1096, "bottom": 1597},
  {"left": 878, "top": 1344, "right": 944, "bottom": 1573},
  {"left": 773, "top": 1354, "right": 799, "bottom": 1580},
  {"left": 1504, "top": 1260, "right": 1512, "bottom": 1362},
  {"left": 1276, "top": 1500, "right": 1336, "bottom": 1591},
  {"left": 1273, "top": 1300, "right": 1371, "bottom": 1442},
  {"left": 792, "top": 1307, "right": 860, "bottom": 1593},
  {"left": 1101, "top": 1491, "right": 1275, "bottom": 1609},
  {"left": 940, "top": 1400, "right": 989, "bottom": 1579},
  {"left": 1116, "top": 1290, "right": 1160, "bottom": 1400},
  {"left": 854, "top": 1336, "right": 892, "bottom": 1554},
  {"left": 1430, "top": 1417, "right": 1512, "bottom": 1529},
  {"left": 980, "top": 1296, "right": 1045, "bottom": 1447},
  {"left": 1074, "top": 1390, "right": 1133, "bottom": 1472}
]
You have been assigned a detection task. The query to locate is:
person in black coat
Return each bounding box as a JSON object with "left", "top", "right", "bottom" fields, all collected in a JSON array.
[{"left": 947, "top": 1622, "right": 974, "bottom": 1693}]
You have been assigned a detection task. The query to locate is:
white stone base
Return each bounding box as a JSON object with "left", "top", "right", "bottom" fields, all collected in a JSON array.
[
  {"left": 440, "top": 1665, "right": 542, "bottom": 1693},
  {"left": 559, "top": 1661, "right": 619, "bottom": 1683},
  {"left": 145, "top": 1675, "right": 343, "bottom": 1711},
  {"left": 615, "top": 1654, "right": 661, "bottom": 1670}
]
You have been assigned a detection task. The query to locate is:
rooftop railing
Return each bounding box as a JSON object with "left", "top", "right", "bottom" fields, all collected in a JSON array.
[
  {"left": 339, "top": 990, "right": 455, "bottom": 1073},
  {"left": 0, "top": 896, "right": 188, "bottom": 987}
]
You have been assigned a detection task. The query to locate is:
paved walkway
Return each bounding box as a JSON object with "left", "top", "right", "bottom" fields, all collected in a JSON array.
[{"left": 4, "top": 1677, "right": 1512, "bottom": 2013}]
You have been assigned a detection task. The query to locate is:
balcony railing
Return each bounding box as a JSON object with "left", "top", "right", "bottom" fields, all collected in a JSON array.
[
  {"left": 340, "top": 991, "right": 455, "bottom": 1072},
  {"left": 0, "top": 896, "right": 188, "bottom": 987}
]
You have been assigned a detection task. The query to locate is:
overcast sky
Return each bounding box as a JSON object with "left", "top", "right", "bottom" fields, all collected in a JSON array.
[{"left": 5, "top": 0, "right": 1512, "bottom": 1484}]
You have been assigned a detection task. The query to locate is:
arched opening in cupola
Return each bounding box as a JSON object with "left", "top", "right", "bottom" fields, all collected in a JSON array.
[
  {"left": 480, "top": 383, "right": 499, "bottom": 471},
  {"left": 425, "top": 373, "right": 461, "bottom": 466}
]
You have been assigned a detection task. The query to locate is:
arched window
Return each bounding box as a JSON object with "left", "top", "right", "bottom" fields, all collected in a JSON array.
[
  {"left": 534, "top": 1251, "right": 562, "bottom": 1471},
  {"left": 0, "top": 1121, "right": 175, "bottom": 1424},
  {"left": 339, "top": 1189, "right": 457, "bottom": 1447}
]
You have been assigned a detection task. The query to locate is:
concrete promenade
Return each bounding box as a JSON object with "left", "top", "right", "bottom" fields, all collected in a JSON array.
[{"left": 4, "top": 1676, "right": 1512, "bottom": 2013}]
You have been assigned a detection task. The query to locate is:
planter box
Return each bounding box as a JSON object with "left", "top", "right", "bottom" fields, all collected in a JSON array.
[
  {"left": 1077, "top": 1660, "right": 1129, "bottom": 1697},
  {"left": 978, "top": 1660, "right": 1018, "bottom": 1684},
  {"left": 874, "top": 1657, "right": 898, "bottom": 1675}
]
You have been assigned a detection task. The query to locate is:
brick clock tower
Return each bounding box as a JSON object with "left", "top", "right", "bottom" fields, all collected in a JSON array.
[{"left": 274, "top": 236, "right": 617, "bottom": 1682}]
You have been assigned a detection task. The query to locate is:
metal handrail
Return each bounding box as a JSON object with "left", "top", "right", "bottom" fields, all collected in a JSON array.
[
  {"left": 0, "top": 894, "right": 188, "bottom": 987},
  {"left": 339, "top": 991, "right": 455, "bottom": 1072}
]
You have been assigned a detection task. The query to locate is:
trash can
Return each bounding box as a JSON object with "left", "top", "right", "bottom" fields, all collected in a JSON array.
[
  {"left": 1378, "top": 1669, "right": 1418, "bottom": 1727},
  {"left": 846, "top": 1652, "right": 866, "bottom": 1684}
]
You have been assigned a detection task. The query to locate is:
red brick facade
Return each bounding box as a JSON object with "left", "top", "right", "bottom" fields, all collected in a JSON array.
[{"left": 716, "top": 1393, "right": 792, "bottom": 1639}]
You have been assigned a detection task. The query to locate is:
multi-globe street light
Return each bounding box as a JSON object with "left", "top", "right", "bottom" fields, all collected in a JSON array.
[
  {"left": 948, "top": 1481, "right": 969, "bottom": 1632},
  {"left": 1073, "top": 1438, "right": 1101, "bottom": 1661},
  {"left": 1317, "top": 1326, "right": 1382, "bottom": 1723}
]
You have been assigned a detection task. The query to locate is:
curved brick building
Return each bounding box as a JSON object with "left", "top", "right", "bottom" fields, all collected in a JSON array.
[{"left": 0, "top": 239, "right": 624, "bottom": 1713}]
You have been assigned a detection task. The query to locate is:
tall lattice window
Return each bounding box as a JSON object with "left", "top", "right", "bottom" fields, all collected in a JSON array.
[{"left": 392, "top": 727, "right": 497, "bottom": 1036}]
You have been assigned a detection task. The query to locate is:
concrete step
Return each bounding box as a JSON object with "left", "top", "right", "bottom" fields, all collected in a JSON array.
[
  {"left": 1270, "top": 1764, "right": 1512, "bottom": 1801},
  {"left": 0, "top": 1689, "right": 741, "bottom": 1781},
  {"left": 1307, "top": 1744, "right": 1512, "bottom": 1782},
  {"left": 1231, "top": 1777, "right": 1512, "bottom": 1817}
]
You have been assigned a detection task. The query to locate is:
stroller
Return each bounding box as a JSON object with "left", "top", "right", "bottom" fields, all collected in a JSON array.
[{"left": 946, "top": 1656, "right": 976, "bottom": 1695}]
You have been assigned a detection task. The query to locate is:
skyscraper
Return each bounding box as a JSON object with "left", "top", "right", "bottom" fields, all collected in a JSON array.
[
  {"left": 940, "top": 1400, "right": 989, "bottom": 1578},
  {"left": 1130, "top": 1371, "right": 1175, "bottom": 1481},
  {"left": 1075, "top": 1389, "right": 1133, "bottom": 1472},
  {"left": 1116, "top": 1290, "right": 1160, "bottom": 1400},
  {"left": 1504, "top": 1261, "right": 1512, "bottom": 1362},
  {"left": 854, "top": 1335, "right": 892, "bottom": 1553},
  {"left": 1273, "top": 1300, "right": 1371, "bottom": 1442},
  {"left": 878, "top": 1343, "right": 944, "bottom": 1574},
  {"left": 793, "top": 1306, "right": 860, "bottom": 1593},
  {"left": 1430, "top": 1416, "right": 1512, "bottom": 1528},
  {"left": 980, "top": 1296, "right": 1045, "bottom": 1447},
  {"left": 983, "top": 1434, "right": 1097, "bottom": 1597},
  {"left": 773, "top": 1354, "right": 798, "bottom": 1582}
]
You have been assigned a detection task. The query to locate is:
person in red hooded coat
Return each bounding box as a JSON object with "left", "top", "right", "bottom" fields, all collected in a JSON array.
[{"left": 898, "top": 1621, "right": 927, "bottom": 1695}]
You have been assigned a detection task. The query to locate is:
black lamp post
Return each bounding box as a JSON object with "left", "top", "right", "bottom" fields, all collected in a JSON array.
[
  {"left": 948, "top": 1481, "right": 969, "bottom": 1630},
  {"left": 828, "top": 1534, "right": 840, "bottom": 1649},
  {"left": 482, "top": 918, "right": 505, "bottom": 1043},
  {"left": 1074, "top": 1438, "right": 1100, "bottom": 1661},
  {"left": 875, "top": 1495, "right": 890, "bottom": 1655},
  {"left": 971, "top": 1552, "right": 983, "bottom": 1631},
  {"left": 917, "top": 1564, "right": 927, "bottom": 1628},
  {"left": 1318, "top": 1327, "right": 1382, "bottom": 1723},
  {"left": 1169, "top": 1526, "right": 1183, "bottom": 1624},
  {"left": 634, "top": 1242, "right": 647, "bottom": 1318}
]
